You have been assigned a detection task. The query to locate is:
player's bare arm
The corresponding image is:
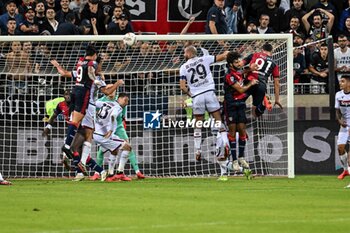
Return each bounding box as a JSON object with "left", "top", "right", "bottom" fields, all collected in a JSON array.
[
  {"left": 50, "top": 60, "right": 72, "bottom": 78},
  {"left": 336, "top": 108, "right": 347, "bottom": 127},
  {"left": 100, "top": 79, "right": 124, "bottom": 96},
  {"left": 274, "top": 77, "right": 282, "bottom": 109},
  {"left": 42, "top": 112, "right": 58, "bottom": 137},
  {"left": 88, "top": 65, "right": 97, "bottom": 81},
  {"left": 215, "top": 51, "right": 229, "bottom": 62},
  {"left": 179, "top": 79, "right": 191, "bottom": 97},
  {"left": 232, "top": 79, "right": 258, "bottom": 93}
]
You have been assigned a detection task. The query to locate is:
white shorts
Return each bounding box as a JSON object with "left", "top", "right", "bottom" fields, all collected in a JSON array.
[
  {"left": 337, "top": 126, "right": 350, "bottom": 145},
  {"left": 93, "top": 133, "right": 125, "bottom": 152},
  {"left": 192, "top": 91, "right": 220, "bottom": 115},
  {"left": 81, "top": 104, "right": 95, "bottom": 129}
]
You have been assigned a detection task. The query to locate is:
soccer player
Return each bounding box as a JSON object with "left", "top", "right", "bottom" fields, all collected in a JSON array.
[
  {"left": 93, "top": 93, "right": 133, "bottom": 181},
  {"left": 42, "top": 90, "right": 73, "bottom": 170},
  {"left": 91, "top": 91, "right": 145, "bottom": 180},
  {"left": 223, "top": 51, "right": 258, "bottom": 179},
  {"left": 179, "top": 45, "right": 229, "bottom": 161},
  {"left": 242, "top": 43, "right": 282, "bottom": 117},
  {"left": 335, "top": 75, "right": 350, "bottom": 181},
  {"left": 0, "top": 172, "right": 11, "bottom": 185}
]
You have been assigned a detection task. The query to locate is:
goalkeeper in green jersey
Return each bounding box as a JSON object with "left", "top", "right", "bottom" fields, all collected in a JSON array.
[{"left": 90, "top": 94, "right": 145, "bottom": 180}]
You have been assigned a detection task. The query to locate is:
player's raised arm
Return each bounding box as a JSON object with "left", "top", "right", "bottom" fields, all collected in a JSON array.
[
  {"left": 100, "top": 79, "right": 124, "bottom": 96},
  {"left": 50, "top": 60, "right": 72, "bottom": 78},
  {"left": 215, "top": 50, "right": 229, "bottom": 62}
]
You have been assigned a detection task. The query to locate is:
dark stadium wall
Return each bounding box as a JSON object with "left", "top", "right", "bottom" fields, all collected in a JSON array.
[{"left": 128, "top": 0, "right": 209, "bottom": 34}]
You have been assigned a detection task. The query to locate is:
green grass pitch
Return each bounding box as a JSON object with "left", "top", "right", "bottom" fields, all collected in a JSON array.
[{"left": 0, "top": 176, "right": 349, "bottom": 233}]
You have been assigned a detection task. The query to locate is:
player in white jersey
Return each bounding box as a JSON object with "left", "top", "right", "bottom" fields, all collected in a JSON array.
[
  {"left": 179, "top": 45, "right": 229, "bottom": 161},
  {"left": 335, "top": 75, "right": 350, "bottom": 181},
  {"left": 93, "top": 93, "right": 132, "bottom": 181}
]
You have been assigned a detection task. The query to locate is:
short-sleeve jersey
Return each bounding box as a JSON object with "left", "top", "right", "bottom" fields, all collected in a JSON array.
[
  {"left": 73, "top": 58, "right": 98, "bottom": 89},
  {"left": 335, "top": 90, "right": 350, "bottom": 125},
  {"left": 224, "top": 68, "right": 248, "bottom": 102},
  {"left": 243, "top": 52, "right": 279, "bottom": 84},
  {"left": 95, "top": 100, "right": 123, "bottom": 135},
  {"left": 72, "top": 72, "right": 106, "bottom": 104},
  {"left": 180, "top": 55, "right": 216, "bottom": 97}
]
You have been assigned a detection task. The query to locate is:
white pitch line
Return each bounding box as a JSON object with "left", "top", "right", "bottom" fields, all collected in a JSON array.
[{"left": 32, "top": 218, "right": 350, "bottom": 233}]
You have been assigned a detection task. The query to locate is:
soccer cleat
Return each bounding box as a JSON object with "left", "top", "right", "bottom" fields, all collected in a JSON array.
[
  {"left": 72, "top": 173, "right": 85, "bottom": 182},
  {"left": 105, "top": 175, "right": 117, "bottom": 182},
  {"left": 217, "top": 175, "right": 228, "bottom": 181},
  {"left": 89, "top": 172, "right": 100, "bottom": 181},
  {"left": 338, "top": 170, "right": 349, "bottom": 180},
  {"left": 0, "top": 180, "right": 12, "bottom": 185},
  {"left": 345, "top": 184, "right": 350, "bottom": 189},
  {"left": 232, "top": 160, "right": 241, "bottom": 172},
  {"left": 243, "top": 169, "right": 253, "bottom": 180},
  {"left": 100, "top": 170, "right": 108, "bottom": 182},
  {"left": 239, "top": 158, "right": 250, "bottom": 170},
  {"left": 77, "top": 162, "right": 88, "bottom": 176},
  {"left": 61, "top": 145, "right": 73, "bottom": 159},
  {"left": 264, "top": 95, "right": 272, "bottom": 111},
  {"left": 61, "top": 154, "right": 71, "bottom": 171},
  {"left": 136, "top": 171, "right": 145, "bottom": 179},
  {"left": 113, "top": 173, "right": 132, "bottom": 181},
  {"left": 195, "top": 150, "right": 202, "bottom": 161}
]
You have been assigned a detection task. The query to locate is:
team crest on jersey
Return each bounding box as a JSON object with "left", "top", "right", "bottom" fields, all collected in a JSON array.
[{"left": 143, "top": 110, "right": 162, "bottom": 129}]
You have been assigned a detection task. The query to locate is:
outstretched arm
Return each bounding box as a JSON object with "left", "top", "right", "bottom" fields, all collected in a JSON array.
[
  {"left": 215, "top": 51, "right": 229, "bottom": 62},
  {"left": 100, "top": 79, "right": 124, "bottom": 96},
  {"left": 50, "top": 60, "right": 72, "bottom": 78},
  {"left": 180, "top": 16, "right": 195, "bottom": 35}
]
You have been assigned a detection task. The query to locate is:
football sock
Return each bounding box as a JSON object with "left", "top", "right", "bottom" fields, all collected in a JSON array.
[
  {"left": 194, "top": 128, "right": 202, "bottom": 151},
  {"left": 86, "top": 156, "right": 103, "bottom": 173},
  {"left": 65, "top": 123, "right": 77, "bottom": 146},
  {"left": 129, "top": 151, "right": 140, "bottom": 172},
  {"left": 73, "top": 152, "right": 82, "bottom": 173},
  {"left": 96, "top": 148, "right": 104, "bottom": 167},
  {"left": 238, "top": 136, "right": 246, "bottom": 158},
  {"left": 108, "top": 154, "right": 116, "bottom": 175},
  {"left": 117, "top": 150, "right": 129, "bottom": 173},
  {"left": 81, "top": 141, "right": 91, "bottom": 165},
  {"left": 340, "top": 153, "right": 348, "bottom": 171},
  {"left": 228, "top": 134, "right": 237, "bottom": 161},
  {"left": 0, "top": 172, "right": 3, "bottom": 181},
  {"left": 217, "top": 159, "right": 228, "bottom": 176}
]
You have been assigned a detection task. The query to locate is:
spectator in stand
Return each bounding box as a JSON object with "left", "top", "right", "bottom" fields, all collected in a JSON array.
[
  {"left": 258, "top": 0, "right": 288, "bottom": 33},
  {"left": 110, "top": 5, "right": 123, "bottom": 23},
  {"left": 81, "top": 0, "right": 106, "bottom": 34},
  {"left": 99, "top": 0, "right": 113, "bottom": 25},
  {"left": 286, "top": 15, "right": 304, "bottom": 35},
  {"left": 294, "top": 32, "right": 305, "bottom": 46},
  {"left": 0, "top": 0, "right": 23, "bottom": 33},
  {"left": 246, "top": 20, "right": 257, "bottom": 33},
  {"left": 339, "top": 0, "right": 350, "bottom": 33},
  {"left": 54, "top": 12, "right": 80, "bottom": 35},
  {"left": 1, "top": 17, "right": 19, "bottom": 35},
  {"left": 42, "top": 7, "right": 59, "bottom": 35},
  {"left": 56, "top": 0, "right": 79, "bottom": 24},
  {"left": 334, "top": 35, "right": 350, "bottom": 83},
  {"left": 111, "top": 0, "right": 131, "bottom": 21},
  {"left": 310, "top": 0, "right": 338, "bottom": 21},
  {"left": 45, "top": 0, "right": 61, "bottom": 12},
  {"left": 341, "top": 16, "right": 350, "bottom": 38},
  {"left": 285, "top": 0, "right": 306, "bottom": 22},
  {"left": 257, "top": 14, "right": 275, "bottom": 34},
  {"left": 79, "top": 18, "right": 98, "bottom": 35},
  {"left": 205, "top": 0, "right": 228, "bottom": 34},
  {"left": 244, "top": 0, "right": 266, "bottom": 24},
  {"left": 302, "top": 8, "right": 334, "bottom": 41},
  {"left": 18, "top": 0, "right": 35, "bottom": 17},
  {"left": 309, "top": 43, "right": 329, "bottom": 93},
  {"left": 293, "top": 43, "right": 308, "bottom": 93},
  {"left": 19, "top": 6, "right": 40, "bottom": 35},
  {"left": 35, "top": 1, "right": 47, "bottom": 34},
  {"left": 5, "top": 41, "right": 31, "bottom": 95},
  {"left": 69, "top": 0, "right": 87, "bottom": 17},
  {"left": 106, "top": 13, "right": 133, "bottom": 35},
  {"left": 224, "top": 0, "right": 244, "bottom": 34}
]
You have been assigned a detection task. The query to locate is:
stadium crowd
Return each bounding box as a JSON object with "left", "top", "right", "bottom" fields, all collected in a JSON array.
[{"left": 0, "top": 0, "right": 349, "bottom": 95}]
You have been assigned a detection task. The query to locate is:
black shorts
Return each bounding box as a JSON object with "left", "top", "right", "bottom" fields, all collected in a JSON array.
[
  {"left": 246, "top": 82, "right": 267, "bottom": 107},
  {"left": 73, "top": 86, "right": 90, "bottom": 114},
  {"left": 223, "top": 101, "right": 247, "bottom": 124}
]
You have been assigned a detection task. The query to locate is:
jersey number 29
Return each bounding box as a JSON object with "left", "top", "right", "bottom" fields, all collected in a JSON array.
[{"left": 189, "top": 64, "right": 207, "bottom": 84}]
